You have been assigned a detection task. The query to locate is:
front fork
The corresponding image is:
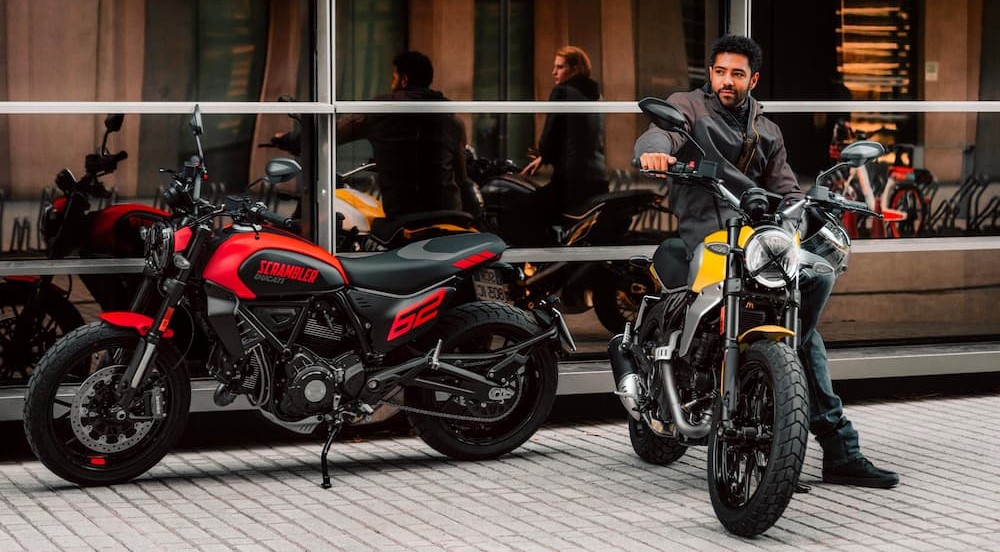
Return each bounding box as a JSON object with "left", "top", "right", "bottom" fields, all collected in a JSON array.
[
  {"left": 720, "top": 221, "right": 803, "bottom": 427},
  {"left": 111, "top": 229, "right": 204, "bottom": 419},
  {"left": 720, "top": 222, "right": 743, "bottom": 427}
]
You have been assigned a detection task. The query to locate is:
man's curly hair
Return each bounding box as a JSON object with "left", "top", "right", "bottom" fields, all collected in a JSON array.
[{"left": 708, "top": 35, "right": 763, "bottom": 74}]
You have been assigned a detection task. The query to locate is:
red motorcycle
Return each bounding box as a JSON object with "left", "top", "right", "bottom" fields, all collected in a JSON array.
[
  {"left": 23, "top": 108, "right": 573, "bottom": 487},
  {"left": 0, "top": 114, "right": 168, "bottom": 382}
]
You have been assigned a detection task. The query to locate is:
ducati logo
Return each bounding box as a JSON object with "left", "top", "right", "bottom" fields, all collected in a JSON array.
[{"left": 254, "top": 260, "right": 319, "bottom": 284}]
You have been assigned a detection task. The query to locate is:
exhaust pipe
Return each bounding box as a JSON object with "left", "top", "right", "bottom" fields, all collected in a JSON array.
[
  {"left": 608, "top": 334, "right": 642, "bottom": 420},
  {"left": 658, "top": 358, "right": 711, "bottom": 439}
]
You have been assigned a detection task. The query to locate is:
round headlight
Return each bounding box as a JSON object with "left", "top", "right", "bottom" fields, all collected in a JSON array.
[
  {"left": 744, "top": 228, "right": 800, "bottom": 288},
  {"left": 143, "top": 221, "right": 174, "bottom": 273}
]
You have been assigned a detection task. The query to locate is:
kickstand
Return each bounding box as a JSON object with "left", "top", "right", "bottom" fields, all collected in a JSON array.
[
  {"left": 794, "top": 482, "right": 812, "bottom": 494},
  {"left": 320, "top": 417, "right": 343, "bottom": 489}
]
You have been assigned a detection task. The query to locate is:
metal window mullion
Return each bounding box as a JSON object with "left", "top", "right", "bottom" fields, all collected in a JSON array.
[{"left": 318, "top": 0, "right": 335, "bottom": 253}]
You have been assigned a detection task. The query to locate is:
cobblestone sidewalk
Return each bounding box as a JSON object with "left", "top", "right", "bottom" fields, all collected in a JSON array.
[{"left": 1, "top": 392, "right": 999, "bottom": 551}]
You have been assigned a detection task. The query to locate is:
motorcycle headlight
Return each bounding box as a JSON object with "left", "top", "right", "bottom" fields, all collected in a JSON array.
[
  {"left": 744, "top": 228, "right": 800, "bottom": 288},
  {"left": 143, "top": 221, "right": 174, "bottom": 273}
]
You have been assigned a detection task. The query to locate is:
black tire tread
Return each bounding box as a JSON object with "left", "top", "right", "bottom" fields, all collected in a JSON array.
[
  {"left": 23, "top": 321, "right": 190, "bottom": 486},
  {"left": 406, "top": 301, "right": 558, "bottom": 460},
  {"left": 709, "top": 340, "right": 808, "bottom": 537},
  {"left": 629, "top": 416, "right": 687, "bottom": 465}
]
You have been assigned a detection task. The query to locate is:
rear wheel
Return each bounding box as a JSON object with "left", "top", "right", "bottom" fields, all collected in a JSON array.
[
  {"left": 405, "top": 302, "right": 557, "bottom": 460},
  {"left": 0, "top": 281, "right": 84, "bottom": 383},
  {"left": 707, "top": 340, "right": 808, "bottom": 537},
  {"left": 23, "top": 322, "right": 190, "bottom": 486},
  {"left": 627, "top": 301, "right": 686, "bottom": 464},
  {"left": 592, "top": 231, "right": 670, "bottom": 334}
]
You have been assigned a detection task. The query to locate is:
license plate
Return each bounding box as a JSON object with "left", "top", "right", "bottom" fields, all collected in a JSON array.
[{"left": 473, "top": 268, "right": 510, "bottom": 302}]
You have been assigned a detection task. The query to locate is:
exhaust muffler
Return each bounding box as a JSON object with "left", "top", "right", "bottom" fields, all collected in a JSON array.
[{"left": 608, "top": 334, "right": 642, "bottom": 420}]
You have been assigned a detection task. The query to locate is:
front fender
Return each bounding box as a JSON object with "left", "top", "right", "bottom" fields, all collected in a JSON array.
[
  {"left": 99, "top": 312, "right": 174, "bottom": 338},
  {"left": 738, "top": 324, "right": 794, "bottom": 349}
]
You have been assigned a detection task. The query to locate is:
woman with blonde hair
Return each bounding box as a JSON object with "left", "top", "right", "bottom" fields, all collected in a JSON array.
[{"left": 508, "top": 45, "right": 608, "bottom": 245}]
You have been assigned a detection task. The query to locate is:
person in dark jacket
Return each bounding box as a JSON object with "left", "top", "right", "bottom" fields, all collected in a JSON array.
[
  {"left": 635, "top": 34, "right": 899, "bottom": 489},
  {"left": 336, "top": 51, "right": 465, "bottom": 220},
  {"left": 505, "top": 46, "right": 608, "bottom": 245}
]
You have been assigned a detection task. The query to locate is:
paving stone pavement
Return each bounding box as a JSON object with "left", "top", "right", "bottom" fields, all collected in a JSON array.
[{"left": 1, "top": 391, "right": 999, "bottom": 551}]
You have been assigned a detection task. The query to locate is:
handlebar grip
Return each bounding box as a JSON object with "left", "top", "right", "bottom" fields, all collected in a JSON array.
[
  {"left": 260, "top": 207, "right": 295, "bottom": 229},
  {"left": 112, "top": 150, "right": 128, "bottom": 163}
]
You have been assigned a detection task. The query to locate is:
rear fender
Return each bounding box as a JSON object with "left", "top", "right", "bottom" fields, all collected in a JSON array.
[{"left": 99, "top": 312, "right": 175, "bottom": 338}]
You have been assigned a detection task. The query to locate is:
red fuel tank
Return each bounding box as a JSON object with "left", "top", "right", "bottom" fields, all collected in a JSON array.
[{"left": 202, "top": 227, "right": 348, "bottom": 299}]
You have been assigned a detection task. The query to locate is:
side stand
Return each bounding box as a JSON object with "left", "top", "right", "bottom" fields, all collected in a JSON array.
[{"left": 320, "top": 416, "right": 343, "bottom": 489}]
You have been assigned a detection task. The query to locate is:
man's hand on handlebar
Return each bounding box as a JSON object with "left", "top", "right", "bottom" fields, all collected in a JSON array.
[{"left": 638, "top": 152, "right": 677, "bottom": 177}]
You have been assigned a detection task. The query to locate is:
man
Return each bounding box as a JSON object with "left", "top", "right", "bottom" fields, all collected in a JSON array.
[
  {"left": 634, "top": 34, "right": 899, "bottom": 489},
  {"left": 336, "top": 51, "right": 465, "bottom": 219}
]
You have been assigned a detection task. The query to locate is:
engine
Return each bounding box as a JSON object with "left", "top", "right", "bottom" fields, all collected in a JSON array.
[
  {"left": 208, "top": 301, "right": 366, "bottom": 421},
  {"left": 274, "top": 348, "right": 365, "bottom": 419}
]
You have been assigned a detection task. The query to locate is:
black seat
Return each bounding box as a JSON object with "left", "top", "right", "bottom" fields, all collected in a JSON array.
[
  {"left": 560, "top": 189, "right": 662, "bottom": 220},
  {"left": 339, "top": 232, "right": 507, "bottom": 295},
  {"left": 370, "top": 210, "right": 477, "bottom": 248}
]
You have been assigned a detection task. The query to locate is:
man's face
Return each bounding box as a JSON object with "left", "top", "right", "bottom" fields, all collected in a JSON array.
[
  {"left": 391, "top": 68, "right": 406, "bottom": 91},
  {"left": 709, "top": 52, "right": 758, "bottom": 109},
  {"left": 552, "top": 55, "right": 573, "bottom": 85}
]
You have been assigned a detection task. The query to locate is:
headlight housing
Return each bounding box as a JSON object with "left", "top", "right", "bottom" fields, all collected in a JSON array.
[
  {"left": 143, "top": 221, "right": 174, "bottom": 274},
  {"left": 744, "top": 227, "right": 800, "bottom": 288}
]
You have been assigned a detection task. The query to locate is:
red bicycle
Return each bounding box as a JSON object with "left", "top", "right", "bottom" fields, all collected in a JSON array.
[{"left": 827, "top": 119, "right": 930, "bottom": 238}]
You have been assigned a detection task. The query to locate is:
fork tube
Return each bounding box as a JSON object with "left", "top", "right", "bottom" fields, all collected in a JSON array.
[
  {"left": 115, "top": 225, "right": 208, "bottom": 411},
  {"left": 784, "top": 288, "right": 801, "bottom": 350},
  {"left": 721, "top": 219, "right": 743, "bottom": 421}
]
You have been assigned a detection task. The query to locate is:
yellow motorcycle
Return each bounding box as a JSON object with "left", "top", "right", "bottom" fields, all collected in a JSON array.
[{"left": 609, "top": 97, "right": 885, "bottom": 536}]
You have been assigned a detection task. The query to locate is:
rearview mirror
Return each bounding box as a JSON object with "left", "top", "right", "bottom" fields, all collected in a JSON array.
[
  {"left": 839, "top": 140, "right": 885, "bottom": 167},
  {"left": 189, "top": 105, "right": 204, "bottom": 136},
  {"left": 265, "top": 158, "right": 302, "bottom": 184},
  {"left": 104, "top": 114, "right": 124, "bottom": 133},
  {"left": 638, "top": 97, "right": 687, "bottom": 132}
]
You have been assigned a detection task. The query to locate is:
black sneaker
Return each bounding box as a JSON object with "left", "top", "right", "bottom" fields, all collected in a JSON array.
[{"left": 823, "top": 457, "right": 899, "bottom": 488}]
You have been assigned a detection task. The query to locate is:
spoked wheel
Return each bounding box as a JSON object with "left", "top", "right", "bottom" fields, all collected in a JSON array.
[
  {"left": 405, "top": 302, "right": 557, "bottom": 460},
  {"left": 0, "top": 281, "right": 84, "bottom": 383},
  {"left": 707, "top": 341, "right": 808, "bottom": 537},
  {"left": 886, "top": 184, "right": 927, "bottom": 237},
  {"left": 23, "top": 322, "right": 190, "bottom": 486}
]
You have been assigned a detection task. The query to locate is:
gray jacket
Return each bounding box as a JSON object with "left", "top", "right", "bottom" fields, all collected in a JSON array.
[{"left": 634, "top": 87, "right": 801, "bottom": 251}]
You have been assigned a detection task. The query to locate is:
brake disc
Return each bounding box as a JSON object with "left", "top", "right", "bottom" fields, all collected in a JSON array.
[{"left": 70, "top": 366, "right": 154, "bottom": 454}]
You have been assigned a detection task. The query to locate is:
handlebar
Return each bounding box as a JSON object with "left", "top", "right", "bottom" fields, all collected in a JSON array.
[
  {"left": 85, "top": 151, "right": 128, "bottom": 176},
  {"left": 222, "top": 196, "right": 297, "bottom": 230}
]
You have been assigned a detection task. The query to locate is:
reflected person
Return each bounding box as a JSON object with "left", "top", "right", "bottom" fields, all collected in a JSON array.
[
  {"left": 504, "top": 46, "right": 609, "bottom": 246},
  {"left": 336, "top": 51, "right": 465, "bottom": 220}
]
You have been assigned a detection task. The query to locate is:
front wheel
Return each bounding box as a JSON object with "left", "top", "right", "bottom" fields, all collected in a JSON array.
[
  {"left": 405, "top": 301, "right": 558, "bottom": 460},
  {"left": 707, "top": 340, "right": 808, "bottom": 537},
  {"left": 23, "top": 322, "right": 190, "bottom": 486}
]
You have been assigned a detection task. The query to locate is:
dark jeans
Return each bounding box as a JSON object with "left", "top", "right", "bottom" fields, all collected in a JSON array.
[{"left": 799, "top": 251, "right": 862, "bottom": 468}]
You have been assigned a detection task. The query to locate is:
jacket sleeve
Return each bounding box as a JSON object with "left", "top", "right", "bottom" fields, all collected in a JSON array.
[
  {"left": 538, "top": 85, "right": 568, "bottom": 163},
  {"left": 335, "top": 113, "right": 367, "bottom": 145},
  {"left": 761, "top": 123, "right": 803, "bottom": 198}
]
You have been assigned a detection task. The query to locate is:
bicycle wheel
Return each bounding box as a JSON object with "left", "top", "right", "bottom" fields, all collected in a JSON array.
[{"left": 887, "top": 184, "right": 927, "bottom": 237}]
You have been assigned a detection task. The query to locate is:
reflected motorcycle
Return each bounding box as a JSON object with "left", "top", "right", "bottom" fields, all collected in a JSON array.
[
  {"left": 23, "top": 107, "right": 574, "bottom": 487},
  {"left": 466, "top": 149, "right": 672, "bottom": 333},
  {"left": 0, "top": 114, "right": 168, "bottom": 382},
  {"left": 609, "top": 98, "right": 883, "bottom": 536}
]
